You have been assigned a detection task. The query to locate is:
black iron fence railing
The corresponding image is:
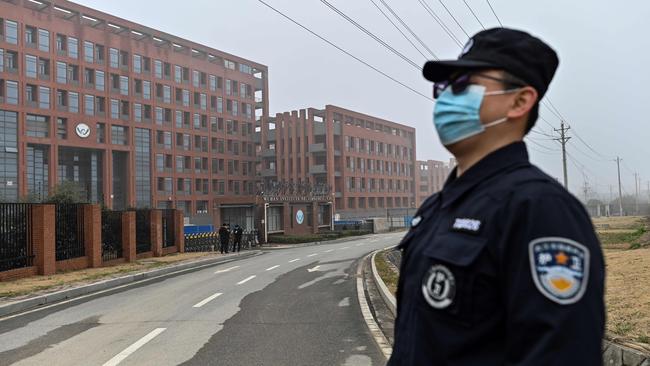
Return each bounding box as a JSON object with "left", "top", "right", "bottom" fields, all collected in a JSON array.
[
  {"left": 161, "top": 209, "right": 175, "bottom": 248},
  {"left": 135, "top": 209, "right": 151, "bottom": 254},
  {"left": 55, "top": 204, "right": 85, "bottom": 261},
  {"left": 101, "top": 210, "right": 123, "bottom": 262},
  {"left": 0, "top": 203, "right": 34, "bottom": 272}
]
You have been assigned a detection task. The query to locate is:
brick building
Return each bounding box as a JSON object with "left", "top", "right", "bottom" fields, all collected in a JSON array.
[
  {"left": 258, "top": 105, "right": 417, "bottom": 221},
  {"left": 0, "top": 0, "right": 268, "bottom": 228},
  {"left": 416, "top": 158, "right": 456, "bottom": 205}
]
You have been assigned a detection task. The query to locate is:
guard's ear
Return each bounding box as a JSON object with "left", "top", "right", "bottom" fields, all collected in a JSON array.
[{"left": 507, "top": 86, "right": 538, "bottom": 120}]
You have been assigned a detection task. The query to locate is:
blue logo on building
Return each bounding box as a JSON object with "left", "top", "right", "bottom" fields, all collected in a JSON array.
[{"left": 296, "top": 210, "right": 304, "bottom": 225}]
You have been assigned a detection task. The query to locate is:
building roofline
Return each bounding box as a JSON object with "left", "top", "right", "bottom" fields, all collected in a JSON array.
[{"left": 25, "top": 0, "right": 268, "bottom": 71}]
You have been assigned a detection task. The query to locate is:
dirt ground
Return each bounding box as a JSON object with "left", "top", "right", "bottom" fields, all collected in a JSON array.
[{"left": 0, "top": 252, "right": 223, "bottom": 301}]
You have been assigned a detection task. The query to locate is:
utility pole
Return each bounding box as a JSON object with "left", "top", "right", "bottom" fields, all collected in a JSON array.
[
  {"left": 582, "top": 179, "right": 589, "bottom": 204},
  {"left": 616, "top": 157, "right": 624, "bottom": 216},
  {"left": 634, "top": 172, "right": 639, "bottom": 215},
  {"left": 609, "top": 184, "right": 613, "bottom": 217},
  {"left": 554, "top": 121, "right": 571, "bottom": 189}
]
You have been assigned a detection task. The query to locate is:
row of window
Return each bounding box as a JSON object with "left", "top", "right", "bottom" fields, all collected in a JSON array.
[
  {"left": 345, "top": 156, "right": 413, "bottom": 177},
  {"left": 154, "top": 132, "right": 255, "bottom": 155},
  {"left": 156, "top": 178, "right": 255, "bottom": 196},
  {"left": 337, "top": 196, "right": 412, "bottom": 210},
  {"left": 155, "top": 154, "right": 255, "bottom": 176},
  {"left": 344, "top": 177, "right": 413, "bottom": 193},
  {"left": 0, "top": 18, "right": 259, "bottom": 93},
  {"left": 334, "top": 111, "right": 415, "bottom": 143},
  {"left": 344, "top": 136, "right": 414, "bottom": 161}
]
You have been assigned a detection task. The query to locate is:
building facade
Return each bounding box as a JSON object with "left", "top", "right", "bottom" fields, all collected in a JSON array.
[
  {"left": 258, "top": 105, "right": 417, "bottom": 220},
  {"left": 416, "top": 158, "right": 455, "bottom": 205},
  {"left": 0, "top": 0, "right": 268, "bottom": 229}
]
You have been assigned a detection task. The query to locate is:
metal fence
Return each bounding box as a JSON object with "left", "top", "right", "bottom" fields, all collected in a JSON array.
[
  {"left": 0, "top": 203, "right": 34, "bottom": 272},
  {"left": 135, "top": 210, "right": 151, "bottom": 254},
  {"left": 184, "top": 232, "right": 218, "bottom": 252},
  {"left": 161, "top": 209, "right": 175, "bottom": 248},
  {"left": 55, "top": 204, "right": 85, "bottom": 261},
  {"left": 101, "top": 210, "right": 123, "bottom": 262}
]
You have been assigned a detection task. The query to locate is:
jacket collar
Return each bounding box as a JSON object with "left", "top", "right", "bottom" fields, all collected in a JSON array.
[{"left": 440, "top": 141, "right": 530, "bottom": 209}]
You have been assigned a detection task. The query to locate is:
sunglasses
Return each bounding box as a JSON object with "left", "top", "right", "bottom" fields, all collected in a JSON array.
[{"left": 433, "top": 73, "right": 526, "bottom": 99}]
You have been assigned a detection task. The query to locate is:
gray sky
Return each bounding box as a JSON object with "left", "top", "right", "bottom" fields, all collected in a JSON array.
[{"left": 77, "top": 0, "right": 650, "bottom": 200}]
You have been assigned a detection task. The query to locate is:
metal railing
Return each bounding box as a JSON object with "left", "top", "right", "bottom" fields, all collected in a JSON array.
[
  {"left": 135, "top": 209, "right": 151, "bottom": 254},
  {"left": 0, "top": 203, "right": 34, "bottom": 272},
  {"left": 55, "top": 204, "right": 85, "bottom": 261},
  {"left": 101, "top": 210, "right": 123, "bottom": 261}
]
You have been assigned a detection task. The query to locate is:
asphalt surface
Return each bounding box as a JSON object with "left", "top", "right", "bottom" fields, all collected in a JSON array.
[{"left": 0, "top": 232, "right": 404, "bottom": 366}]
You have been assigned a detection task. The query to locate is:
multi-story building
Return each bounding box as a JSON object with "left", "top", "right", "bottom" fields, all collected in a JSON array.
[
  {"left": 0, "top": 0, "right": 268, "bottom": 228},
  {"left": 258, "top": 105, "right": 417, "bottom": 221},
  {"left": 416, "top": 158, "right": 456, "bottom": 205}
]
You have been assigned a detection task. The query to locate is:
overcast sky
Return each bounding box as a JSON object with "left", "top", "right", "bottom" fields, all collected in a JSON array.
[{"left": 77, "top": 0, "right": 649, "bottom": 200}]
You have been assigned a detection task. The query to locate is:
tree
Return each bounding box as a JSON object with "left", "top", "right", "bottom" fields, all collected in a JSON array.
[{"left": 45, "top": 181, "right": 87, "bottom": 204}]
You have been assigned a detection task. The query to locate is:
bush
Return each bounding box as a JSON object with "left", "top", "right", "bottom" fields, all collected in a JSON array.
[{"left": 45, "top": 181, "right": 87, "bottom": 204}]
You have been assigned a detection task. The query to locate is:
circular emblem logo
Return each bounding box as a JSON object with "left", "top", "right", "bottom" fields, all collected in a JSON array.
[
  {"left": 422, "top": 264, "right": 456, "bottom": 309},
  {"left": 296, "top": 210, "right": 304, "bottom": 225},
  {"left": 411, "top": 216, "right": 422, "bottom": 227},
  {"left": 75, "top": 123, "right": 91, "bottom": 138}
]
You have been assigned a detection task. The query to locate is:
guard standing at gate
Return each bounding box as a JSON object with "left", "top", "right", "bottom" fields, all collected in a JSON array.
[
  {"left": 233, "top": 224, "right": 244, "bottom": 252},
  {"left": 218, "top": 223, "right": 230, "bottom": 254},
  {"left": 388, "top": 28, "right": 605, "bottom": 366}
]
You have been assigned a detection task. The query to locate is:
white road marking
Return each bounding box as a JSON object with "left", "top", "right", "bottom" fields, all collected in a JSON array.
[
  {"left": 355, "top": 243, "right": 364, "bottom": 246},
  {"left": 214, "top": 265, "right": 240, "bottom": 274},
  {"left": 289, "top": 258, "right": 300, "bottom": 263},
  {"left": 266, "top": 265, "right": 280, "bottom": 271},
  {"left": 307, "top": 253, "right": 318, "bottom": 257},
  {"left": 237, "top": 275, "right": 256, "bottom": 285},
  {"left": 192, "top": 293, "right": 223, "bottom": 308},
  {"left": 307, "top": 265, "right": 321, "bottom": 273},
  {"left": 341, "top": 246, "right": 350, "bottom": 250},
  {"left": 338, "top": 297, "right": 350, "bottom": 307},
  {"left": 324, "top": 249, "right": 334, "bottom": 253},
  {"left": 102, "top": 328, "right": 166, "bottom": 366}
]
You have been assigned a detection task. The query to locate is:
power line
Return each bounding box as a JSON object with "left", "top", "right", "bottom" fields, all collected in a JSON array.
[
  {"left": 567, "top": 140, "right": 610, "bottom": 163},
  {"left": 256, "top": 0, "right": 433, "bottom": 101},
  {"left": 417, "top": 0, "right": 464, "bottom": 47},
  {"left": 437, "top": 0, "right": 470, "bottom": 38},
  {"left": 368, "top": 0, "right": 429, "bottom": 60},
  {"left": 378, "top": 0, "right": 439, "bottom": 59},
  {"left": 486, "top": 0, "right": 503, "bottom": 27},
  {"left": 526, "top": 136, "right": 560, "bottom": 152},
  {"left": 462, "top": 0, "right": 486, "bottom": 29},
  {"left": 319, "top": 0, "right": 422, "bottom": 70}
]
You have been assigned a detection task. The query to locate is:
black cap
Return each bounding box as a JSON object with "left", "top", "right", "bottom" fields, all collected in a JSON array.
[{"left": 423, "top": 28, "right": 559, "bottom": 99}]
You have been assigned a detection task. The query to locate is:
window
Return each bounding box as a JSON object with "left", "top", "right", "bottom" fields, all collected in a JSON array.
[
  {"left": 95, "top": 44, "right": 104, "bottom": 63},
  {"left": 38, "top": 87, "right": 50, "bottom": 109},
  {"left": 155, "top": 107, "right": 163, "bottom": 125},
  {"left": 133, "top": 54, "right": 142, "bottom": 73},
  {"left": 200, "top": 93, "right": 207, "bottom": 110},
  {"left": 239, "top": 63, "right": 252, "bottom": 74},
  {"left": 224, "top": 59, "right": 236, "bottom": 70},
  {"left": 111, "top": 99, "right": 119, "bottom": 119},
  {"left": 120, "top": 76, "right": 129, "bottom": 95},
  {"left": 26, "top": 114, "right": 49, "bottom": 137},
  {"left": 5, "top": 20, "right": 18, "bottom": 45},
  {"left": 143, "top": 80, "right": 151, "bottom": 100},
  {"left": 192, "top": 70, "right": 199, "bottom": 87},
  {"left": 0, "top": 110, "right": 19, "bottom": 200},
  {"left": 109, "top": 48, "right": 119, "bottom": 68},
  {"left": 5, "top": 80, "right": 18, "bottom": 104},
  {"left": 96, "top": 70, "right": 105, "bottom": 91},
  {"left": 38, "top": 58, "right": 49, "bottom": 78},
  {"left": 56, "top": 62, "right": 67, "bottom": 83},
  {"left": 38, "top": 29, "right": 49, "bottom": 52},
  {"left": 134, "top": 128, "right": 151, "bottom": 207},
  {"left": 84, "top": 94, "right": 94, "bottom": 115},
  {"left": 209, "top": 75, "right": 216, "bottom": 91},
  {"left": 68, "top": 37, "right": 78, "bottom": 59},
  {"left": 174, "top": 65, "right": 182, "bottom": 83},
  {"left": 111, "top": 125, "right": 128, "bottom": 145},
  {"left": 134, "top": 103, "right": 142, "bottom": 122},
  {"left": 154, "top": 59, "right": 162, "bottom": 78},
  {"left": 56, "top": 34, "right": 66, "bottom": 52},
  {"left": 84, "top": 41, "right": 94, "bottom": 63},
  {"left": 0, "top": 49, "right": 3, "bottom": 72},
  {"left": 182, "top": 89, "right": 190, "bottom": 107},
  {"left": 163, "top": 85, "right": 171, "bottom": 103},
  {"left": 96, "top": 122, "right": 105, "bottom": 143},
  {"left": 69, "top": 92, "right": 79, "bottom": 113},
  {"left": 226, "top": 79, "right": 231, "bottom": 95},
  {"left": 26, "top": 55, "right": 37, "bottom": 78},
  {"left": 56, "top": 118, "right": 67, "bottom": 139},
  {"left": 217, "top": 97, "right": 223, "bottom": 113},
  {"left": 25, "top": 26, "right": 37, "bottom": 45}
]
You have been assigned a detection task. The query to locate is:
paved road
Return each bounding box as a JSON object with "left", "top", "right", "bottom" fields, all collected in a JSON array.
[{"left": 0, "top": 232, "right": 404, "bottom": 366}]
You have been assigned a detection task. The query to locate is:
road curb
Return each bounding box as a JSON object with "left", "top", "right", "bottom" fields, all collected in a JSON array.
[
  {"left": 371, "top": 250, "right": 397, "bottom": 316},
  {"left": 261, "top": 234, "right": 379, "bottom": 250},
  {"left": 356, "top": 251, "right": 393, "bottom": 360},
  {"left": 0, "top": 251, "right": 262, "bottom": 318}
]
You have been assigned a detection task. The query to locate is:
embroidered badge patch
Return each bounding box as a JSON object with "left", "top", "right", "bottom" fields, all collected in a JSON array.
[
  {"left": 529, "top": 237, "right": 590, "bottom": 305},
  {"left": 422, "top": 265, "right": 456, "bottom": 309},
  {"left": 451, "top": 218, "right": 481, "bottom": 233}
]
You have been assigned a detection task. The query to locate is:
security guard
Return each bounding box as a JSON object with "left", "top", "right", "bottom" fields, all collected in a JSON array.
[{"left": 389, "top": 28, "right": 605, "bottom": 365}]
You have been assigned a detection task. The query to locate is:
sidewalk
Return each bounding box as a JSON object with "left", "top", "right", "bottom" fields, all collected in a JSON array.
[{"left": 0, "top": 250, "right": 260, "bottom": 317}]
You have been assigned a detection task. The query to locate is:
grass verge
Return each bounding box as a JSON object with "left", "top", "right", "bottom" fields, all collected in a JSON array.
[{"left": 374, "top": 250, "right": 398, "bottom": 296}]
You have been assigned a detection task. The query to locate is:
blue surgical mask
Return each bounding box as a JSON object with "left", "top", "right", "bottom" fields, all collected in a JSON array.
[{"left": 433, "top": 84, "right": 515, "bottom": 146}]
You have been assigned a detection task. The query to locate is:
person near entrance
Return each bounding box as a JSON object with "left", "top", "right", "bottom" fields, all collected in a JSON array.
[
  {"left": 389, "top": 28, "right": 605, "bottom": 365},
  {"left": 218, "top": 223, "right": 230, "bottom": 254},
  {"left": 233, "top": 224, "right": 244, "bottom": 252}
]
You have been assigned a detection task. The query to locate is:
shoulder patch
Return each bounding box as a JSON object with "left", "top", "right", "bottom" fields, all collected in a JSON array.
[{"left": 529, "top": 237, "right": 590, "bottom": 305}]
